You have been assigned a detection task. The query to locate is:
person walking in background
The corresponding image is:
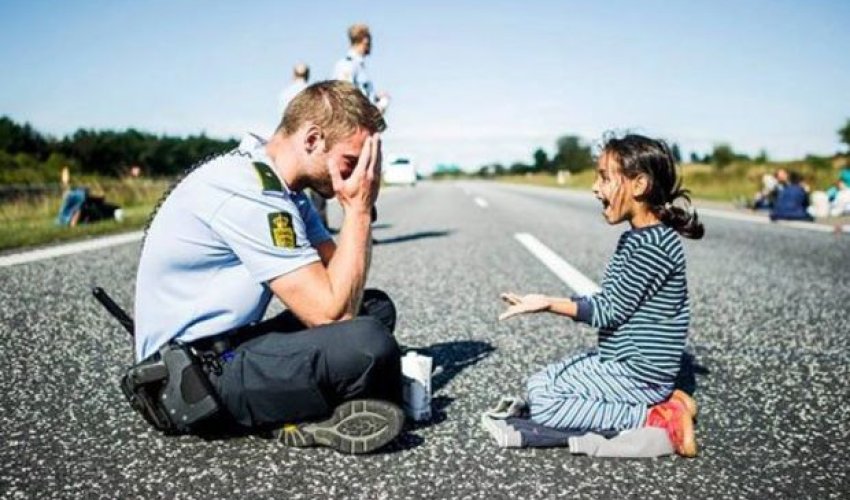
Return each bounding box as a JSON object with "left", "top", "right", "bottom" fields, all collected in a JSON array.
[
  {"left": 278, "top": 63, "right": 310, "bottom": 115},
  {"left": 333, "top": 24, "right": 387, "bottom": 232},
  {"left": 333, "top": 23, "right": 390, "bottom": 114}
]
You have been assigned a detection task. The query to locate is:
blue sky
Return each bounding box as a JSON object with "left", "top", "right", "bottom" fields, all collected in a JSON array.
[{"left": 1, "top": 0, "right": 848, "bottom": 172}]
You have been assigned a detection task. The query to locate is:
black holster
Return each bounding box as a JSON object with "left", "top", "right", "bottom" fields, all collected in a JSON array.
[{"left": 121, "top": 343, "right": 221, "bottom": 434}]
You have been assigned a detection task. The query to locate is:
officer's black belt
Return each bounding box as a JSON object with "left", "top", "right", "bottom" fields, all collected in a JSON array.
[{"left": 188, "top": 321, "right": 262, "bottom": 357}]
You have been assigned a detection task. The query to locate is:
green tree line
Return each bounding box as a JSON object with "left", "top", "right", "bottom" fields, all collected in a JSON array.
[
  {"left": 474, "top": 135, "right": 597, "bottom": 177},
  {"left": 0, "top": 116, "right": 238, "bottom": 184},
  {"left": 471, "top": 117, "right": 850, "bottom": 178}
]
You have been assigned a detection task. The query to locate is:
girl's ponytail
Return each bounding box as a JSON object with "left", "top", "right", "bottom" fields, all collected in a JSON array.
[{"left": 656, "top": 188, "right": 704, "bottom": 240}]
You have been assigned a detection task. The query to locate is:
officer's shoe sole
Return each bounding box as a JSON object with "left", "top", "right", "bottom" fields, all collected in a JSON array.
[{"left": 279, "top": 399, "right": 404, "bottom": 454}]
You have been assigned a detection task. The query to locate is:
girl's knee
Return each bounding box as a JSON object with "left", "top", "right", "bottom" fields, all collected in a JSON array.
[
  {"left": 528, "top": 400, "right": 563, "bottom": 428},
  {"left": 526, "top": 367, "right": 550, "bottom": 389}
]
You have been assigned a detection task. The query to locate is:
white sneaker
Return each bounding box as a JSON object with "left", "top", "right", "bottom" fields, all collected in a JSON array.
[
  {"left": 482, "top": 396, "right": 528, "bottom": 419},
  {"left": 480, "top": 414, "right": 522, "bottom": 448}
]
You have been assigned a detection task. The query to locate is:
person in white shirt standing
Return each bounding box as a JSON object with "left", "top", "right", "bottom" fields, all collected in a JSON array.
[
  {"left": 278, "top": 62, "right": 310, "bottom": 115},
  {"left": 333, "top": 24, "right": 390, "bottom": 114}
]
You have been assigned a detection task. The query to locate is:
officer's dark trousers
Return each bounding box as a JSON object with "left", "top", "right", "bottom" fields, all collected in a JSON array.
[{"left": 206, "top": 289, "right": 401, "bottom": 430}]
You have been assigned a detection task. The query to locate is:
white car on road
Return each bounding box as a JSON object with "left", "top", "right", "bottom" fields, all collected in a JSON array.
[{"left": 383, "top": 155, "right": 417, "bottom": 186}]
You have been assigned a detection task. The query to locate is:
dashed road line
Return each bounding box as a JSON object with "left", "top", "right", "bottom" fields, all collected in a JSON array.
[
  {"left": 514, "top": 233, "right": 600, "bottom": 295},
  {"left": 474, "top": 197, "right": 489, "bottom": 208},
  {"left": 0, "top": 231, "right": 143, "bottom": 267}
]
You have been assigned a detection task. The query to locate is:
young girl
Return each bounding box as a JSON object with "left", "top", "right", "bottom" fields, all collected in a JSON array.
[{"left": 499, "top": 134, "right": 704, "bottom": 457}]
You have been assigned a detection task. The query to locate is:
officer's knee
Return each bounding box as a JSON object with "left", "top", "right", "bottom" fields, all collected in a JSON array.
[
  {"left": 363, "top": 288, "right": 392, "bottom": 304},
  {"left": 361, "top": 288, "right": 396, "bottom": 334},
  {"left": 348, "top": 316, "right": 400, "bottom": 362}
]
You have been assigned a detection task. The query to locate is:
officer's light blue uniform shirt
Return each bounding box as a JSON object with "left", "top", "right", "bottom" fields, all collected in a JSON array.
[{"left": 134, "top": 133, "right": 332, "bottom": 361}]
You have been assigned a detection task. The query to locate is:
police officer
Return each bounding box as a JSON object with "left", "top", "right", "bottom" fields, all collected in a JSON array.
[
  {"left": 333, "top": 23, "right": 390, "bottom": 114},
  {"left": 134, "top": 81, "right": 403, "bottom": 454}
]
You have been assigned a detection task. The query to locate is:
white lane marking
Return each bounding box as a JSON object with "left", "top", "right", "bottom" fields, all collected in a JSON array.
[
  {"left": 474, "top": 197, "right": 489, "bottom": 208},
  {"left": 0, "top": 231, "right": 143, "bottom": 267},
  {"left": 698, "top": 207, "right": 849, "bottom": 233},
  {"left": 514, "top": 233, "right": 600, "bottom": 296}
]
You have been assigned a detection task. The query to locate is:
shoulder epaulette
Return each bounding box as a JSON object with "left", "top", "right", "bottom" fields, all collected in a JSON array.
[{"left": 253, "top": 162, "right": 283, "bottom": 193}]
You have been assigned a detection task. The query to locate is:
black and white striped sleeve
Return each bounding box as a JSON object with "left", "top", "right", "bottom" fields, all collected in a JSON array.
[{"left": 583, "top": 244, "right": 674, "bottom": 329}]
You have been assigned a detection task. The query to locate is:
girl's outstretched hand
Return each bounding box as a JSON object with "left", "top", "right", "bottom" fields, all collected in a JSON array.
[{"left": 499, "top": 293, "right": 551, "bottom": 321}]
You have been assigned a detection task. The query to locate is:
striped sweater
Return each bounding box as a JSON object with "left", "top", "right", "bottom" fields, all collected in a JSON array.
[{"left": 574, "top": 224, "right": 689, "bottom": 384}]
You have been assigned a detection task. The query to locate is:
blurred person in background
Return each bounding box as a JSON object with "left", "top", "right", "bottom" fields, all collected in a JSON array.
[
  {"left": 770, "top": 171, "right": 813, "bottom": 222},
  {"left": 333, "top": 23, "right": 390, "bottom": 114},
  {"left": 55, "top": 166, "right": 123, "bottom": 227},
  {"left": 279, "top": 63, "right": 310, "bottom": 115},
  {"left": 810, "top": 163, "right": 850, "bottom": 218},
  {"left": 751, "top": 172, "right": 778, "bottom": 210},
  {"left": 751, "top": 168, "right": 787, "bottom": 210},
  {"left": 826, "top": 163, "right": 850, "bottom": 216}
]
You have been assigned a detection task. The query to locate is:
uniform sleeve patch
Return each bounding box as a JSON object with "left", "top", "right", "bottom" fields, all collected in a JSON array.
[
  {"left": 268, "top": 212, "right": 297, "bottom": 248},
  {"left": 253, "top": 162, "right": 283, "bottom": 192}
]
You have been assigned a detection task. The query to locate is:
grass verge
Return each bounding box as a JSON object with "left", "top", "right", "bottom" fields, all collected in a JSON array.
[
  {"left": 495, "top": 166, "right": 850, "bottom": 226},
  {"left": 497, "top": 160, "right": 844, "bottom": 203}
]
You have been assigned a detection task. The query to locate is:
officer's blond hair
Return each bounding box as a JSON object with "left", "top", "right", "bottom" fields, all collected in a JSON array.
[
  {"left": 348, "top": 23, "right": 371, "bottom": 44},
  {"left": 278, "top": 80, "right": 385, "bottom": 148}
]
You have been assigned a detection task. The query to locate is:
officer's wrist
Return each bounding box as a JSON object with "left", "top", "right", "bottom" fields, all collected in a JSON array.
[{"left": 343, "top": 205, "right": 373, "bottom": 221}]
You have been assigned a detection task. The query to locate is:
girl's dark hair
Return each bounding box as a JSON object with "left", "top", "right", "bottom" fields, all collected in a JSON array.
[{"left": 603, "top": 134, "right": 704, "bottom": 239}]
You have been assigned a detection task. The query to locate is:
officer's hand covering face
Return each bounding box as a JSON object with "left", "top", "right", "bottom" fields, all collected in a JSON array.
[{"left": 306, "top": 127, "right": 371, "bottom": 199}]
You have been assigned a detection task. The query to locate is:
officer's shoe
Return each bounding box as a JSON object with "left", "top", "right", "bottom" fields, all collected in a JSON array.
[{"left": 277, "top": 399, "right": 404, "bottom": 454}]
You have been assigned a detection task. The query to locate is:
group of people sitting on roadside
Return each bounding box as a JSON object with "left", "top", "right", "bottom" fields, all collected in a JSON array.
[{"left": 750, "top": 165, "right": 850, "bottom": 222}]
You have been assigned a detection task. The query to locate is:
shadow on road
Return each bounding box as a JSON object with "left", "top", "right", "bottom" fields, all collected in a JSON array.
[
  {"left": 374, "top": 230, "right": 453, "bottom": 246},
  {"left": 328, "top": 223, "right": 392, "bottom": 235},
  {"left": 415, "top": 340, "right": 495, "bottom": 392},
  {"left": 675, "top": 351, "right": 710, "bottom": 396}
]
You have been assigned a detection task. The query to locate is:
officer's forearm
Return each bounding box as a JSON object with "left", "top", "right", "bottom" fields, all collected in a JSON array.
[{"left": 326, "top": 208, "right": 372, "bottom": 319}]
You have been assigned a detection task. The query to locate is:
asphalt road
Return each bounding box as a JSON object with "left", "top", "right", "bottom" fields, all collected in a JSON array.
[{"left": 1, "top": 181, "right": 848, "bottom": 499}]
